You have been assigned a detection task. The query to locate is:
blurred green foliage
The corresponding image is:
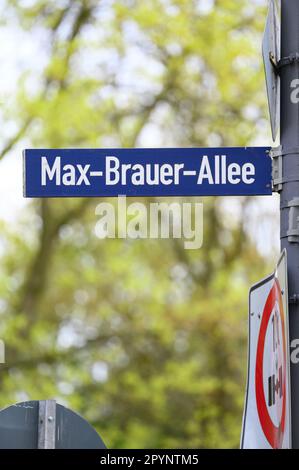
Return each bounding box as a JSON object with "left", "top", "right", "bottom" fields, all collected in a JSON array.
[{"left": 0, "top": 0, "right": 275, "bottom": 448}]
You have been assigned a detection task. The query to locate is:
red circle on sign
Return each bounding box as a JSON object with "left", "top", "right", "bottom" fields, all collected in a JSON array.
[{"left": 255, "top": 279, "right": 286, "bottom": 449}]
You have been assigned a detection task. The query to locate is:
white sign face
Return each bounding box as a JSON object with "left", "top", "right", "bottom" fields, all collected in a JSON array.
[
  {"left": 262, "top": 0, "right": 281, "bottom": 141},
  {"left": 241, "top": 250, "right": 291, "bottom": 449}
]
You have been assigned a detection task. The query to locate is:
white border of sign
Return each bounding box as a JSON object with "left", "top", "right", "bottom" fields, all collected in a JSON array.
[
  {"left": 241, "top": 250, "right": 291, "bottom": 448},
  {"left": 262, "top": 0, "right": 281, "bottom": 141}
]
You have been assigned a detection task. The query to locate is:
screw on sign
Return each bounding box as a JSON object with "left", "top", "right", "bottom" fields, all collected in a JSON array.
[
  {"left": 255, "top": 279, "right": 286, "bottom": 449},
  {"left": 241, "top": 251, "right": 291, "bottom": 449}
]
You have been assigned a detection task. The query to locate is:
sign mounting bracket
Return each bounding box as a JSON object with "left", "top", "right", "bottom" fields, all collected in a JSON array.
[{"left": 38, "top": 400, "right": 56, "bottom": 449}]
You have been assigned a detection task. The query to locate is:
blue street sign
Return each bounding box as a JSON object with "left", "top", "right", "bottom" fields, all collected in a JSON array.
[{"left": 23, "top": 147, "right": 272, "bottom": 198}]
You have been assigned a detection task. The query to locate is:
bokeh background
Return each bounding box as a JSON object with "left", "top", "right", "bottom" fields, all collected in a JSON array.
[{"left": 0, "top": 0, "right": 280, "bottom": 448}]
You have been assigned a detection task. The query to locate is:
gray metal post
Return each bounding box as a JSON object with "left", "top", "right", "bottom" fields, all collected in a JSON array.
[
  {"left": 280, "top": 0, "right": 299, "bottom": 449},
  {"left": 38, "top": 400, "right": 56, "bottom": 449}
]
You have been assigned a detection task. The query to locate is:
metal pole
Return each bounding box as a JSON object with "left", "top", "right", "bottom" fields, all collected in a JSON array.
[{"left": 280, "top": 0, "right": 299, "bottom": 450}]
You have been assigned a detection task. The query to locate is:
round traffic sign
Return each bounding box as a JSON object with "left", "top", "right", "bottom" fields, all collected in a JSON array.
[
  {"left": 255, "top": 278, "right": 287, "bottom": 449},
  {"left": 0, "top": 401, "right": 106, "bottom": 449}
]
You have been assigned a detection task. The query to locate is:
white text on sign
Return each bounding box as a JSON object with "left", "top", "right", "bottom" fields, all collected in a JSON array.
[{"left": 41, "top": 155, "right": 256, "bottom": 187}]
